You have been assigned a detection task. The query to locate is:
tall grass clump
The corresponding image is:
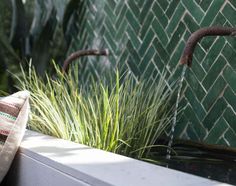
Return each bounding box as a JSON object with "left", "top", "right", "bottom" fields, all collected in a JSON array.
[{"left": 17, "top": 62, "right": 175, "bottom": 160}]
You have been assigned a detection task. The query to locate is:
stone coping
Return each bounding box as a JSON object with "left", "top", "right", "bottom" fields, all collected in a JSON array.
[{"left": 4, "top": 130, "right": 231, "bottom": 186}]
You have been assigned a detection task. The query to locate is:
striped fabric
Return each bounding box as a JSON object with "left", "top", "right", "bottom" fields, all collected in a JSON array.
[
  {"left": 0, "top": 102, "right": 19, "bottom": 149},
  {"left": 0, "top": 91, "right": 30, "bottom": 183}
]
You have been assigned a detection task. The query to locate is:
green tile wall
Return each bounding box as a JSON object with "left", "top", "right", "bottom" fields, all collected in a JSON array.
[{"left": 70, "top": 0, "right": 236, "bottom": 147}]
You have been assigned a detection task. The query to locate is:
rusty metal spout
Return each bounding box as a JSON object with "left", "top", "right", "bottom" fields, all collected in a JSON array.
[
  {"left": 62, "top": 49, "right": 109, "bottom": 73},
  {"left": 180, "top": 26, "right": 236, "bottom": 67}
]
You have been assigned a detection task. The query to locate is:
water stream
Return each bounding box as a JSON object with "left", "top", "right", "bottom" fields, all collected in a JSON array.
[{"left": 166, "top": 65, "right": 187, "bottom": 161}]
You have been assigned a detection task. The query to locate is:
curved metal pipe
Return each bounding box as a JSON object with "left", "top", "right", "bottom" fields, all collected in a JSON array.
[
  {"left": 62, "top": 49, "right": 109, "bottom": 73},
  {"left": 180, "top": 26, "right": 236, "bottom": 67}
]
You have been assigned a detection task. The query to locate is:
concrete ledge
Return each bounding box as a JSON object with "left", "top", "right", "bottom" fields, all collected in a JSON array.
[{"left": 3, "top": 130, "right": 231, "bottom": 186}]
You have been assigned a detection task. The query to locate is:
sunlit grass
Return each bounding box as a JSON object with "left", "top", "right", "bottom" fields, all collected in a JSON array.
[{"left": 16, "top": 62, "right": 175, "bottom": 160}]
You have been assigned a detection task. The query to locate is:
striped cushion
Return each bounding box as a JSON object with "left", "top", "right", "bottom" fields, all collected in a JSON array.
[
  {"left": 0, "top": 102, "right": 19, "bottom": 148},
  {"left": 0, "top": 91, "right": 30, "bottom": 183}
]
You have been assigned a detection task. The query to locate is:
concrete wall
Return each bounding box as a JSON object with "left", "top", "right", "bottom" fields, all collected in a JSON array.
[{"left": 1, "top": 131, "right": 228, "bottom": 186}]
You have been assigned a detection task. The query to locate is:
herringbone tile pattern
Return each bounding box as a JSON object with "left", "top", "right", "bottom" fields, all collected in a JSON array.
[{"left": 70, "top": 0, "right": 236, "bottom": 147}]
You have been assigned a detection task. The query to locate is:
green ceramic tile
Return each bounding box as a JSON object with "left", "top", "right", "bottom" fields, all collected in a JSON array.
[
  {"left": 104, "top": 3, "right": 116, "bottom": 23},
  {"left": 166, "top": 3, "right": 185, "bottom": 37},
  {"left": 194, "top": 0, "right": 201, "bottom": 4},
  {"left": 84, "top": 22, "right": 95, "bottom": 37},
  {"left": 226, "top": 37, "right": 236, "bottom": 51},
  {"left": 202, "top": 76, "right": 226, "bottom": 110},
  {"left": 200, "top": 36, "right": 215, "bottom": 51},
  {"left": 191, "top": 57, "right": 206, "bottom": 81},
  {"left": 216, "top": 138, "right": 228, "bottom": 146},
  {"left": 223, "top": 21, "right": 232, "bottom": 27},
  {"left": 202, "top": 55, "right": 226, "bottom": 90},
  {"left": 183, "top": 13, "right": 199, "bottom": 33},
  {"left": 115, "top": 5, "right": 127, "bottom": 28},
  {"left": 140, "top": 12, "right": 154, "bottom": 39},
  {"left": 137, "top": 0, "right": 145, "bottom": 8},
  {"left": 166, "top": 22, "right": 186, "bottom": 54},
  {"left": 185, "top": 71, "right": 206, "bottom": 101},
  {"left": 114, "top": 0, "right": 124, "bottom": 15},
  {"left": 199, "top": 0, "right": 211, "bottom": 11},
  {"left": 126, "top": 41, "right": 140, "bottom": 63},
  {"left": 178, "top": 95, "right": 188, "bottom": 110},
  {"left": 153, "top": 2, "right": 168, "bottom": 28},
  {"left": 184, "top": 105, "right": 206, "bottom": 139},
  {"left": 168, "top": 41, "right": 185, "bottom": 71},
  {"left": 223, "top": 107, "right": 236, "bottom": 133},
  {"left": 203, "top": 98, "right": 227, "bottom": 130},
  {"left": 174, "top": 114, "right": 188, "bottom": 137},
  {"left": 139, "top": 46, "right": 155, "bottom": 71},
  {"left": 126, "top": 26, "right": 141, "bottom": 49},
  {"left": 153, "top": 53, "right": 165, "bottom": 72},
  {"left": 118, "top": 49, "right": 129, "bottom": 68},
  {"left": 202, "top": 37, "right": 225, "bottom": 71},
  {"left": 223, "top": 66, "right": 236, "bottom": 93},
  {"left": 95, "top": 13, "right": 105, "bottom": 29},
  {"left": 229, "top": 0, "right": 236, "bottom": 8},
  {"left": 107, "top": 0, "right": 116, "bottom": 10},
  {"left": 156, "top": 0, "right": 169, "bottom": 11},
  {"left": 187, "top": 125, "right": 200, "bottom": 141},
  {"left": 204, "top": 117, "right": 228, "bottom": 144},
  {"left": 126, "top": 56, "right": 140, "bottom": 77},
  {"left": 182, "top": 0, "right": 204, "bottom": 23},
  {"left": 224, "top": 129, "right": 236, "bottom": 147},
  {"left": 104, "top": 18, "right": 116, "bottom": 35},
  {"left": 142, "top": 60, "right": 157, "bottom": 78},
  {"left": 222, "top": 4, "right": 236, "bottom": 26},
  {"left": 116, "top": 17, "right": 128, "bottom": 40},
  {"left": 185, "top": 87, "right": 206, "bottom": 120},
  {"left": 211, "top": 12, "right": 226, "bottom": 26},
  {"left": 140, "top": 0, "right": 154, "bottom": 24},
  {"left": 152, "top": 38, "right": 169, "bottom": 62},
  {"left": 180, "top": 132, "right": 190, "bottom": 140},
  {"left": 127, "top": 1, "right": 140, "bottom": 19},
  {"left": 222, "top": 44, "right": 236, "bottom": 71},
  {"left": 152, "top": 19, "right": 169, "bottom": 46},
  {"left": 200, "top": 0, "right": 224, "bottom": 27},
  {"left": 224, "top": 87, "right": 236, "bottom": 112},
  {"left": 104, "top": 30, "right": 117, "bottom": 52},
  {"left": 125, "top": 10, "right": 140, "bottom": 34},
  {"left": 166, "top": 0, "right": 180, "bottom": 18},
  {"left": 139, "top": 28, "right": 155, "bottom": 56}
]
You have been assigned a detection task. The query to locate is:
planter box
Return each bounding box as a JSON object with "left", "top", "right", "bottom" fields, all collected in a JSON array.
[{"left": 2, "top": 131, "right": 230, "bottom": 186}]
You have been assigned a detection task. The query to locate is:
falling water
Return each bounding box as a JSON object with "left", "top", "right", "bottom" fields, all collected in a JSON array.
[{"left": 166, "top": 65, "right": 187, "bottom": 161}]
